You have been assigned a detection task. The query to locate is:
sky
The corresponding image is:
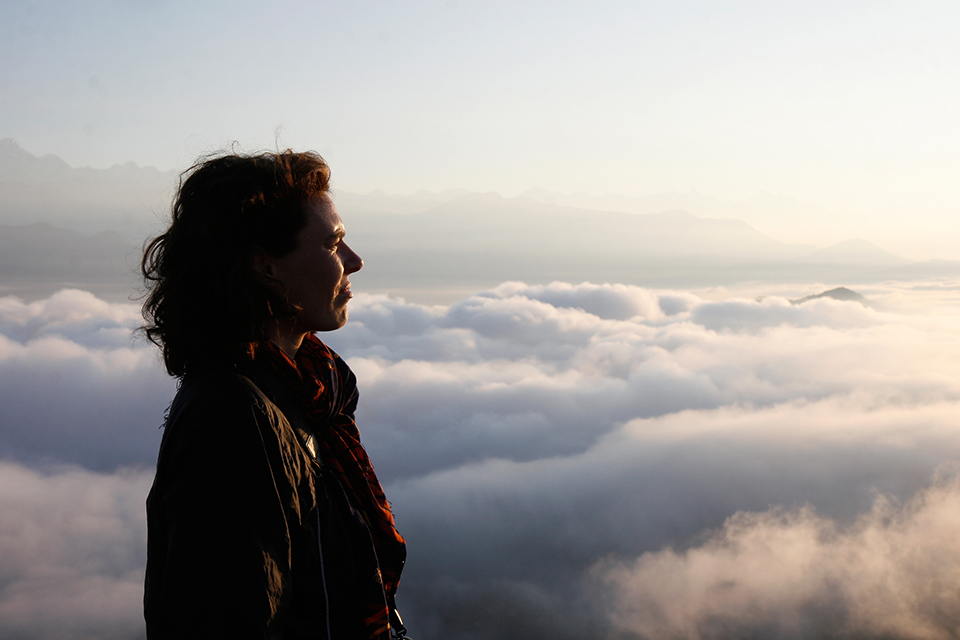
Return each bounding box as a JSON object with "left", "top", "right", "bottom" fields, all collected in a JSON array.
[
  {"left": 2, "top": 1, "right": 960, "bottom": 258},
  {"left": 3, "top": 2, "right": 960, "bottom": 638}
]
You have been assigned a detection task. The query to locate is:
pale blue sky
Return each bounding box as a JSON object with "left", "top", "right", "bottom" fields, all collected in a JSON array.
[{"left": 2, "top": 1, "right": 959, "bottom": 256}]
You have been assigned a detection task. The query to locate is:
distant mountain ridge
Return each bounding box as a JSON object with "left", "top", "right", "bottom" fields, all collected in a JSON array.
[
  {"left": 344, "top": 192, "right": 960, "bottom": 292},
  {"left": 352, "top": 192, "right": 818, "bottom": 262},
  {"left": 2, "top": 141, "right": 959, "bottom": 301},
  {"left": 0, "top": 138, "right": 174, "bottom": 237},
  {"left": 798, "top": 239, "right": 911, "bottom": 266},
  {"left": 0, "top": 138, "right": 170, "bottom": 180}
]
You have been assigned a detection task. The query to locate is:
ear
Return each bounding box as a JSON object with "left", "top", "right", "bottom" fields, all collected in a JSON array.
[{"left": 251, "top": 249, "right": 276, "bottom": 282}]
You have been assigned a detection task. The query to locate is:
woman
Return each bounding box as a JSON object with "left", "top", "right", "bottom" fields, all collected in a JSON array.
[{"left": 141, "top": 150, "right": 406, "bottom": 639}]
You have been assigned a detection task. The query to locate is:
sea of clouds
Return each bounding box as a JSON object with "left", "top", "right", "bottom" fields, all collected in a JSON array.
[{"left": 0, "top": 280, "right": 959, "bottom": 639}]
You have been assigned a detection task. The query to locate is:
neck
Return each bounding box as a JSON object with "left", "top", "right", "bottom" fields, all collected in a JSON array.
[{"left": 269, "top": 320, "right": 308, "bottom": 359}]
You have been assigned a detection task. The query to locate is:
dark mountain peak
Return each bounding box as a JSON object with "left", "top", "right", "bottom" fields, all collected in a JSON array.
[{"left": 791, "top": 287, "right": 868, "bottom": 306}]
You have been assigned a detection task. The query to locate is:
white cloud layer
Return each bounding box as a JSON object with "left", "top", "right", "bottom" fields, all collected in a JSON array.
[
  {"left": 0, "top": 281, "right": 959, "bottom": 638},
  {"left": 0, "top": 462, "right": 151, "bottom": 640},
  {"left": 602, "top": 474, "right": 960, "bottom": 640},
  {"left": 0, "top": 289, "right": 172, "bottom": 468},
  {"left": 338, "top": 281, "right": 960, "bottom": 483}
]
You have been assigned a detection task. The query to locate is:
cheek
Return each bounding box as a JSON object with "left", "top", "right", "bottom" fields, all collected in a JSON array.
[
  {"left": 325, "top": 256, "right": 344, "bottom": 280},
  {"left": 316, "top": 258, "right": 342, "bottom": 290}
]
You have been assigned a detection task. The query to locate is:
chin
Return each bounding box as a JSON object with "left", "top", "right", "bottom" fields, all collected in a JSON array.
[{"left": 317, "top": 311, "right": 348, "bottom": 332}]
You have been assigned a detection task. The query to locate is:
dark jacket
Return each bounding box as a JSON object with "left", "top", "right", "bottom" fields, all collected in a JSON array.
[{"left": 144, "top": 366, "right": 379, "bottom": 639}]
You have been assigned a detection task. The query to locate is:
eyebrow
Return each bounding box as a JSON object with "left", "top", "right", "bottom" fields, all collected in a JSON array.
[{"left": 324, "top": 226, "right": 346, "bottom": 243}]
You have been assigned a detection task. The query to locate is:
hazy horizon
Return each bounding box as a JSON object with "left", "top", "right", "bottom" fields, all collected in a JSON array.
[
  {"left": 3, "top": 138, "right": 960, "bottom": 312},
  {"left": 2, "top": 135, "right": 958, "bottom": 264}
]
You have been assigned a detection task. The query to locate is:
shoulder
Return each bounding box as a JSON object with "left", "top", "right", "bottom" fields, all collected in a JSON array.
[
  {"left": 155, "top": 367, "right": 312, "bottom": 493},
  {"left": 178, "top": 366, "right": 269, "bottom": 404},
  {"left": 160, "top": 367, "right": 290, "bottom": 457},
  {"left": 170, "top": 367, "right": 280, "bottom": 423}
]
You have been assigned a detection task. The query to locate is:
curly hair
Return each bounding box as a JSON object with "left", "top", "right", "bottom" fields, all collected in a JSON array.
[{"left": 141, "top": 150, "right": 331, "bottom": 377}]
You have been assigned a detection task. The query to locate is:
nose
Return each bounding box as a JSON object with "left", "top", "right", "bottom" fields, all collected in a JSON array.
[{"left": 341, "top": 242, "right": 363, "bottom": 274}]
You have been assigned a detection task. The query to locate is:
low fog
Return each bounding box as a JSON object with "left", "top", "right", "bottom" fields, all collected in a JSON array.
[{"left": 1, "top": 280, "right": 958, "bottom": 639}]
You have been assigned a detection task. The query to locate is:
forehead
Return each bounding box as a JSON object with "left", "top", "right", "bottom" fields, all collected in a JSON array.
[{"left": 300, "top": 197, "right": 344, "bottom": 239}]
